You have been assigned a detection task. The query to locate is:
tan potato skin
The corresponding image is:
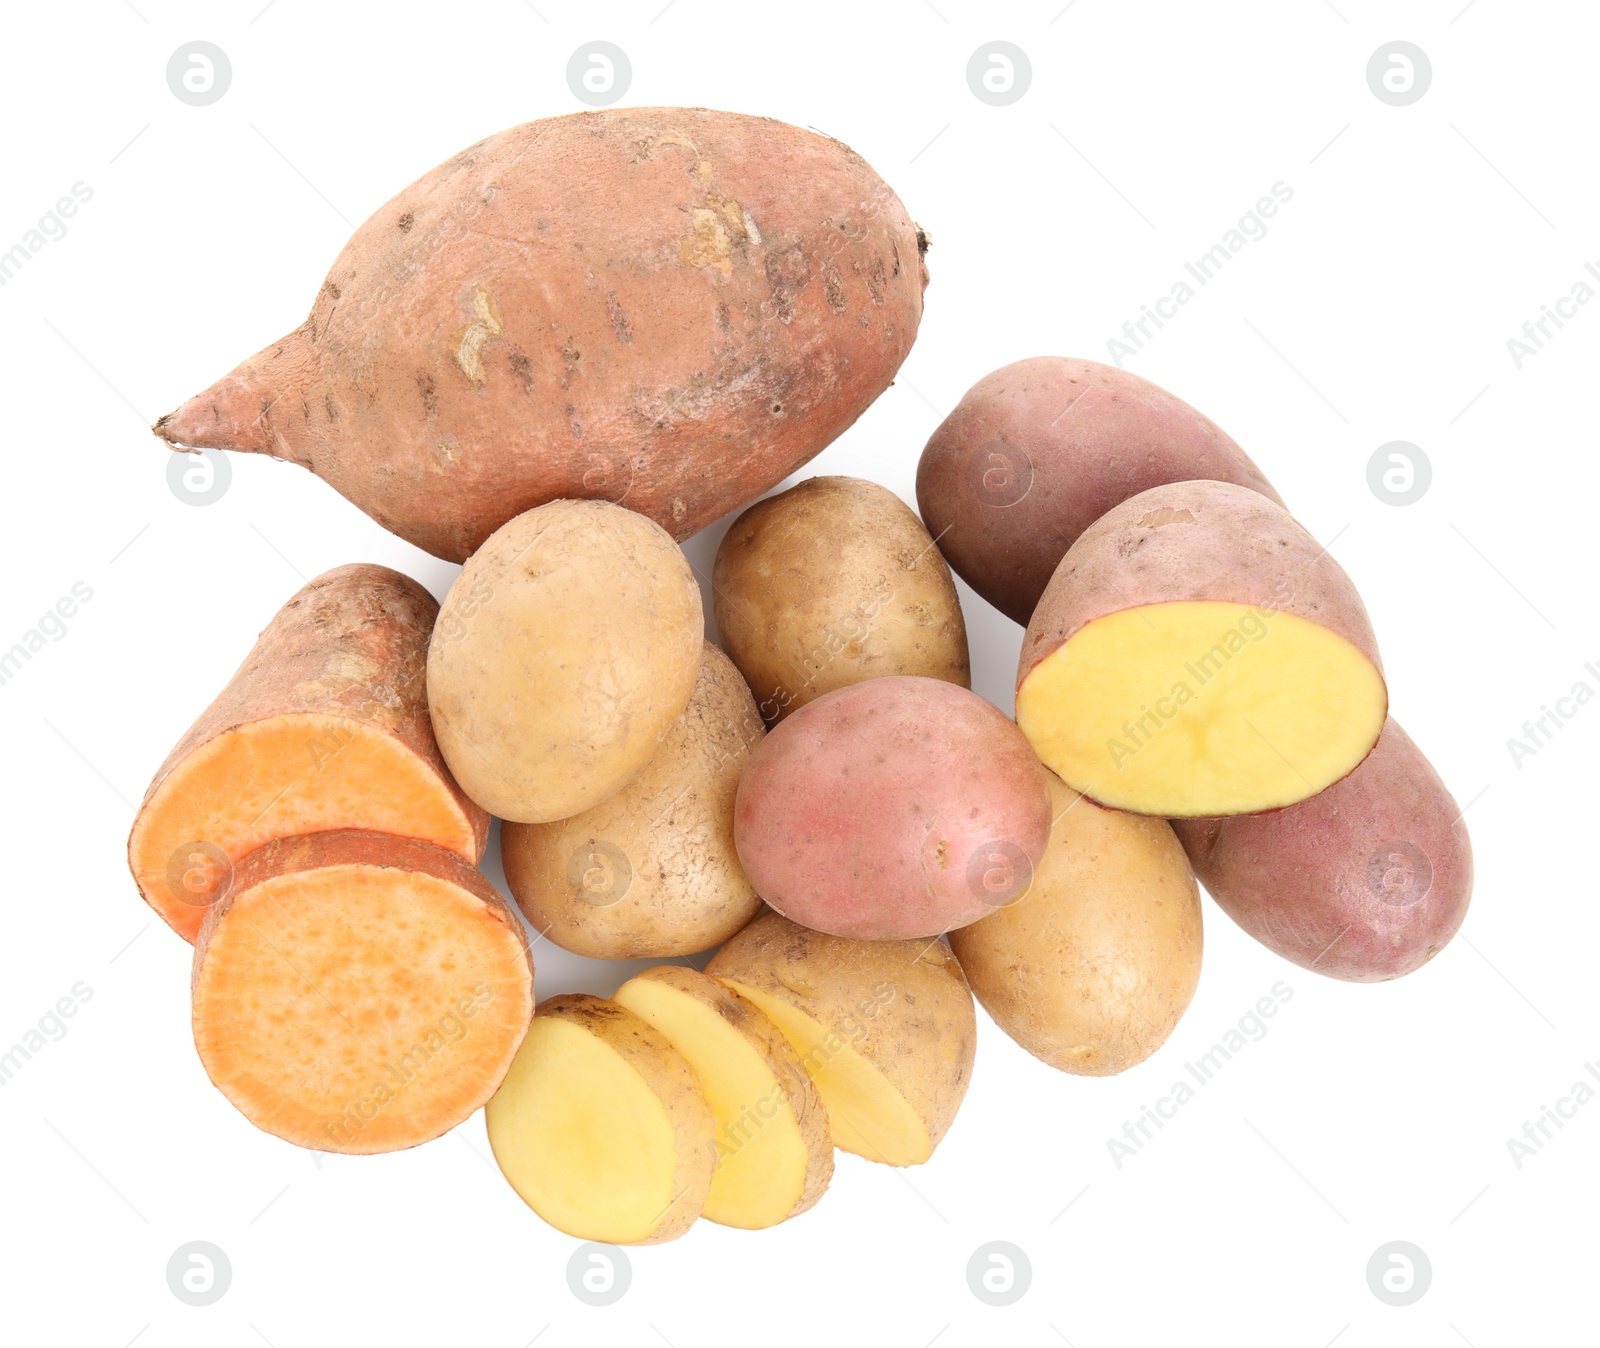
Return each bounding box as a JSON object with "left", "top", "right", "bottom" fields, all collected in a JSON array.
[
  {"left": 501, "top": 644, "right": 762, "bottom": 958},
  {"left": 623, "top": 966, "right": 833, "bottom": 1223},
  {"left": 1019, "top": 480, "right": 1385, "bottom": 688},
  {"left": 949, "top": 775, "right": 1202, "bottom": 1075},
  {"left": 427, "top": 500, "right": 704, "bottom": 823},
  {"left": 153, "top": 109, "right": 929, "bottom": 563},
  {"left": 918, "top": 358, "right": 1282, "bottom": 625},
  {"left": 128, "top": 564, "right": 488, "bottom": 939},
  {"left": 1171, "top": 719, "right": 1472, "bottom": 982},
  {"left": 713, "top": 476, "right": 969, "bottom": 724},
  {"left": 534, "top": 994, "right": 717, "bottom": 1244},
  {"left": 705, "top": 911, "right": 977, "bottom": 1159}
]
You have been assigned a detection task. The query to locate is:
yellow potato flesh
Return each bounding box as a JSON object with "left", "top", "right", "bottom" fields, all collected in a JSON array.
[
  {"left": 1017, "top": 601, "right": 1386, "bottom": 816},
  {"left": 721, "top": 980, "right": 930, "bottom": 1167},
  {"left": 485, "top": 1017, "right": 679, "bottom": 1244},
  {"left": 613, "top": 978, "right": 807, "bottom": 1229}
]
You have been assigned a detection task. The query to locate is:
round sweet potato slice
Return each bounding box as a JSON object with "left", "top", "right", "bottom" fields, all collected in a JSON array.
[{"left": 191, "top": 831, "right": 534, "bottom": 1154}]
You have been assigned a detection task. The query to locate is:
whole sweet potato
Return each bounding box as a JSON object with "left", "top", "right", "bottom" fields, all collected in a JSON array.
[
  {"left": 154, "top": 109, "right": 928, "bottom": 562},
  {"left": 1172, "top": 719, "right": 1472, "bottom": 981},
  {"left": 917, "top": 358, "right": 1281, "bottom": 624}
]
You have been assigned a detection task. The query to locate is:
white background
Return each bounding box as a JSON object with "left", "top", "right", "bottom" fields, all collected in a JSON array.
[{"left": 0, "top": 1, "right": 1593, "bottom": 1344}]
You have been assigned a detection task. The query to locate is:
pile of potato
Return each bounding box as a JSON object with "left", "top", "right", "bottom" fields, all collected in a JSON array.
[{"left": 134, "top": 107, "right": 1472, "bottom": 1243}]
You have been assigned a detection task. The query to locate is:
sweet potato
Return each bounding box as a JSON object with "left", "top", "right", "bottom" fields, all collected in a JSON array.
[
  {"left": 706, "top": 912, "right": 976, "bottom": 1166},
  {"left": 1017, "top": 481, "right": 1387, "bottom": 817},
  {"left": 128, "top": 565, "right": 487, "bottom": 942},
  {"left": 1172, "top": 718, "right": 1472, "bottom": 981},
  {"left": 427, "top": 500, "right": 704, "bottom": 823},
  {"left": 152, "top": 108, "right": 929, "bottom": 563},
  {"left": 486, "top": 994, "right": 716, "bottom": 1244},
  {"left": 613, "top": 966, "right": 833, "bottom": 1229},
  {"left": 733, "top": 675, "right": 1051, "bottom": 940},
  {"left": 501, "top": 642, "right": 761, "bottom": 958},
  {"left": 950, "top": 774, "right": 1203, "bottom": 1074},
  {"left": 190, "top": 831, "right": 534, "bottom": 1153},
  {"left": 713, "top": 476, "right": 969, "bottom": 724},
  {"left": 918, "top": 358, "right": 1282, "bottom": 624}
]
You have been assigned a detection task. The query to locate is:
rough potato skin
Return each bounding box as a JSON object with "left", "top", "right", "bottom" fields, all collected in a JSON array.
[
  {"left": 501, "top": 643, "right": 762, "bottom": 958},
  {"left": 427, "top": 500, "right": 704, "bottom": 823},
  {"left": 949, "top": 774, "right": 1202, "bottom": 1075},
  {"left": 128, "top": 564, "right": 488, "bottom": 938},
  {"left": 733, "top": 676, "right": 1051, "bottom": 940},
  {"left": 534, "top": 994, "right": 717, "bottom": 1244},
  {"left": 1171, "top": 719, "right": 1472, "bottom": 981},
  {"left": 153, "top": 108, "right": 929, "bottom": 563},
  {"left": 1018, "top": 480, "right": 1385, "bottom": 688},
  {"left": 705, "top": 911, "right": 976, "bottom": 1159},
  {"left": 623, "top": 966, "right": 833, "bottom": 1222},
  {"left": 917, "top": 358, "right": 1283, "bottom": 625},
  {"left": 713, "top": 476, "right": 970, "bottom": 725}
]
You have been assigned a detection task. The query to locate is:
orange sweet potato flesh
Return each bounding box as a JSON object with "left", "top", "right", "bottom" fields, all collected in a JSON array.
[
  {"left": 152, "top": 108, "right": 929, "bottom": 563},
  {"left": 127, "top": 565, "right": 487, "bottom": 942},
  {"left": 192, "top": 831, "right": 534, "bottom": 1153}
]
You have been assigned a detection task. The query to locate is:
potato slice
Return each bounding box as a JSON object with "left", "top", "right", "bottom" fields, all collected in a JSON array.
[
  {"left": 486, "top": 994, "right": 715, "bottom": 1244},
  {"left": 613, "top": 967, "right": 832, "bottom": 1228},
  {"left": 191, "top": 831, "right": 533, "bottom": 1153},
  {"left": 1017, "top": 481, "right": 1387, "bottom": 816},
  {"left": 950, "top": 773, "right": 1203, "bottom": 1075},
  {"left": 705, "top": 912, "right": 976, "bottom": 1167}
]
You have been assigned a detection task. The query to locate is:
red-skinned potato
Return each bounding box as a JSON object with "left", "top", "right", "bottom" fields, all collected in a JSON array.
[
  {"left": 917, "top": 357, "right": 1282, "bottom": 625},
  {"left": 733, "top": 675, "right": 1051, "bottom": 940},
  {"left": 1017, "top": 480, "right": 1387, "bottom": 818},
  {"left": 154, "top": 108, "right": 928, "bottom": 563},
  {"left": 1171, "top": 718, "right": 1472, "bottom": 981}
]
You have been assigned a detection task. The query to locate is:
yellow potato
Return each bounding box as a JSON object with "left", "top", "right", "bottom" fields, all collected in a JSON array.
[
  {"left": 713, "top": 476, "right": 969, "bottom": 724},
  {"left": 705, "top": 911, "right": 976, "bottom": 1166},
  {"left": 427, "top": 500, "right": 703, "bottom": 822},
  {"left": 485, "top": 994, "right": 715, "bottom": 1244},
  {"left": 950, "top": 774, "right": 1203, "bottom": 1074},
  {"left": 501, "top": 643, "right": 762, "bottom": 957},
  {"left": 613, "top": 967, "right": 833, "bottom": 1229}
]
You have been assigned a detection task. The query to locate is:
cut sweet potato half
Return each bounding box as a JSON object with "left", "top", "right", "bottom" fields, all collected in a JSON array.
[
  {"left": 613, "top": 967, "right": 832, "bottom": 1229},
  {"left": 1017, "top": 481, "right": 1387, "bottom": 817},
  {"left": 128, "top": 565, "right": 488, "bottom": 942},
  {"left": 190, "top": 830, "right": 534, "bottom": 1154},
  {"left": 486, "top": 994, "right": 716, "bottom": 1245}
]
